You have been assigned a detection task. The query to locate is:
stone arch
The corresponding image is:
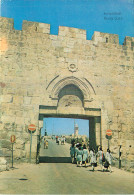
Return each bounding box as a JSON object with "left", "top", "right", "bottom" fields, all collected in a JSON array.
[
  {"left": 50, "top": 76, "right": 94, "bottom": 103},
  {"left": 58, "top": 84, "right": 84, "bottom": 108}
]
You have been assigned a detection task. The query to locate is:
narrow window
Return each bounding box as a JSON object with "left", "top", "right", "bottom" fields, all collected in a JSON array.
[{"left": 106, "top": 37, "right": 108, "bottom": 43}]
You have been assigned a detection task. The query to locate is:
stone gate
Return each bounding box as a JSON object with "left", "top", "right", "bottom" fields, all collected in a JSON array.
[{"left": 0, "top": 17, "right": 134, "bottom": 169}]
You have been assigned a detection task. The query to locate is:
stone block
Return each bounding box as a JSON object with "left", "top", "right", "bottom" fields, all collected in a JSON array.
[
  {"left": 127, "top": 154, "right": 134, "bottom": 161},
  {"left": 0, "top": 95, "right": 13, "bottom": 103},
  {"left": 13, "top": 96, "right": 23, "bottom": 104},
  {"left": 58, "top": 26, "right": 86, "bottom": 40},
  {"left": 0, "top": 157, "right": 7, "bottom": 165},
  {"left": 22, "top": 20, "right": 50, "bottom": 34},
  {"left": 0, "top": 132, "right": 8, "bottom": 139},
  {"left": 92, "top": 31, "right": 119, "bottom": 44},
  {"left": 38, "top": 23, "right": 50, "bottom": 34},
  {"left": 15, "top": 117, "right": 24, "bottom": 125},
  {"left": 24, "top": 117, "right": 31, "bottom": 125},
  {"left": 126, "top": 140, "right": 134, "bottom": 148},
  {"left": 0, "top": 17, "right": 14, "bottom": 30},
  {"left": 1, "top": 140, "right": 11, "bottom": 149},
  {"left": 15, "top": 139, "right": 25, "bottom": 150},
  {"left": 25, "top": 143, "right": 30, "bottom": 158},
  {"left": 23, "top": 97, "right": 32, "bottom": 104},
  {"left": 0, "top": 164, "right": 7, "bottom": 172},
  {"left": 31, "top": 97, "right": 40, "bottom": 105}
]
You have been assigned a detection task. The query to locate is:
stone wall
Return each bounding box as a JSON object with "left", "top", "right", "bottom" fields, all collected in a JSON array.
[
  {"left": 0, "top": 17, "right": 134, "bottom": 169},
  {"left": 0, "top": 157, "right": 9, "bottom": 172}
]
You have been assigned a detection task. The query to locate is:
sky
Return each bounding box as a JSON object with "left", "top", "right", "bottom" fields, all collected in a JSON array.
[
  {"left": 41, "top": 118, "right": 89, "bottom": 137},
  {"left": 0, "top": 0, "right": 134, "bottom": 43},
  {"left": 0, "top": 0, "right": 133, "bottom": 136}
]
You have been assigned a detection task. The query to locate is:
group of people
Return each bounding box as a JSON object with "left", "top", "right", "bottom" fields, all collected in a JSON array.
[
  {"left": 56, "top": 137, "right": 66, "bottom": 145},
  {"left": 70, "top": 143, "right": 116, "bottom": 172}
]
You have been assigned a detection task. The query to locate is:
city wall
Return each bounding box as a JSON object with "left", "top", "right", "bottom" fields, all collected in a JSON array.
[{"left": 0, "top": 17, "right": 134, "bottom": 169}]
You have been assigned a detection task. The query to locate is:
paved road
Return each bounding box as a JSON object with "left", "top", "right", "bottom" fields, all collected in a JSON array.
[
  {"left": 0, "top": 139, "right": 134, "bottom": 194},
  {"left": 39, "top": 139, "right": 71, "bottom": 163}
]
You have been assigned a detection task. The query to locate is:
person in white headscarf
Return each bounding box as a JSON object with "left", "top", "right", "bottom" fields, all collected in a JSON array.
[
  {"left": 89, "top": 148, "right": 97, "bottom": 171},
  {"left": 97, "top": 146, "right": 105, "bottom": 171},
  {"left": 82, "top": 145, "right": 89, "bottom": 167},
  {"left": 70, "top": 142, "right": 75, "bottom": 163},
  {"left": 105, "top": 149, "right": 116, "bottom": 172}
]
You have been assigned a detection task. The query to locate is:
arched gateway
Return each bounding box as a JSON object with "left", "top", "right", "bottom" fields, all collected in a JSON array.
[
  {"left": 39, "top": 76, "right": 101, "bottom": 156},
  {"left": 0, "top": 17, "right": 134, "bottom": 169}
]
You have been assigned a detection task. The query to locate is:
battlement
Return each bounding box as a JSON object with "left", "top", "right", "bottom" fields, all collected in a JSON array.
[
  {"left": 0, "top": 17, "right": 14, "bottom": 30},
  {"left": 0, "top": 17, "right": 134, "bottom": 47},
  {"left": 58, "top": 26, "right": 86, "bottom": 40},
  {"left": 92, "top": 31, "right": 119, "bottom": 44},
  {"left": 123, "top": 36, "right": 134, "bottom": 47},
  {"left": 22, "top": 20, "right": 50, "bottom": 34}
]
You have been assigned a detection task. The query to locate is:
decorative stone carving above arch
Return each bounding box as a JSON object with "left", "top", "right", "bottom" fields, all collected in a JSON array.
[{"left": 47, "top": 76, "right": 96, "bottom": 104}]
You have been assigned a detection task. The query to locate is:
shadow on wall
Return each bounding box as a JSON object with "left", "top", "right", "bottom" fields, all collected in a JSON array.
[{"left": 39, "top": 156, "right": 72, "bottom": 163}]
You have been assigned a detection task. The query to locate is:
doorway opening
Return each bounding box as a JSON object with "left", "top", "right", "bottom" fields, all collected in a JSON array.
[
  {"left": 38, "top": 113, "right": 101, "bottom": 163},
  {"left": 39, "top": 117, "right": 89, "bottom": 163}
]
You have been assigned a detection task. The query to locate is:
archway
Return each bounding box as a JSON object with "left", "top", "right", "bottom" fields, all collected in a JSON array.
[{"left": 58, "top": 84, "right": 84, "bottom": 108}]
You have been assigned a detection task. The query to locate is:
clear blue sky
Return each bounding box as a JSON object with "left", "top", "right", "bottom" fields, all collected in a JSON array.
[
  {"left": 41, "top": 118, "right": 89, "bottom": 137},
  {"left": 1, "top": 0, "right": 134, "bottom": 43},
  {"left": 1, "top": 0, "right": 133, "bottom": 136}
]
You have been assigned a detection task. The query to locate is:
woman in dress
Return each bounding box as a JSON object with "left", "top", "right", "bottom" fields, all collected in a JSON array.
[
  {"left": 105, "top": 148, "right": 116, "bottom": 172},
  {"left": 97, "top": 147, "right": 104, "bottom": 171},
  {"left": 70, "top": 143, "right": 75, "bottom": 163},
  {"left": 82, "top": 145, "right": 89, "bottom": 167},
  {"left": 89, "top": 148, "right": 97, "bottom": 171},
  {"left": 76, "top": 145, "right": 83, "bottom": 167}
]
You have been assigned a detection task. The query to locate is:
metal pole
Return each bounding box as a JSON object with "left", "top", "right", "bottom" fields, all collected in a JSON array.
[
  {"left": 108, "top": 139, "right": 109, "bottom": 149},
  {"left": 30, "top": 131, "right": 32, "bottom": 163},
  {"left": 12, "top": 143, "right": 13, "bottom": 168},
  {"left": 119, "top": 145, "right": 121, "bottom": 169}
]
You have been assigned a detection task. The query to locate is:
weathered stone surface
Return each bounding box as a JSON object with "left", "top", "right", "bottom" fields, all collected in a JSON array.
[
  {"left": 0, "top": 165, "right": 7, "bottom": 172},
  {"left": 0, "top": 17, "right": 134, "bottom": 169},
  {"left": 0, "top": 157, "right": 9, "bottom": 172},
  {"left": 0, "top": 157, "right": 7, "bottom": 165},
  {"left": 1, "top": 140, "right": 11, "bottom": 150}
]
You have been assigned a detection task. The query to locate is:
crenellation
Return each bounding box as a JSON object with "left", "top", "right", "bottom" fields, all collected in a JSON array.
[
  {"left": 0, "top": 17, "right": 133, "bottom": 49},
  {"left": 92, "top": 31, "right": 119, "bottom": 44},
  {"left": 22, "top": 20, "right": 50, "bottom": 34},
  {"left": 123, "top": 36, "right": 134, "bottom": 49},
  {"left": 0, "top": 17, "right": 14, "bottom": 30},
  {"left": 58, "top": 26, "right": 87, "bottom": 40}
]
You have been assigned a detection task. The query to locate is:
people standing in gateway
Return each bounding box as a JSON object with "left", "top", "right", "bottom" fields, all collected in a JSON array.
[
  {"left": 44, "top": 138, "right": 46, "bottom": 149},
  {"left": 89, "top": 148, "right": 97, "bottom": 171},
  {"left": 70, "top": 142, "right": 75, "bottom": 163},
  {"left": 105, "top": 148, "right": 115, "bottom": 172},
  {"left": 97, "top": 146, "right": 105, "bottom": 171},
  {"left": 76, "top": 144, "right": 83, "bottom": 167},
  {"left": 82, "top": 144, "right": 89, "bottom": 167}
]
